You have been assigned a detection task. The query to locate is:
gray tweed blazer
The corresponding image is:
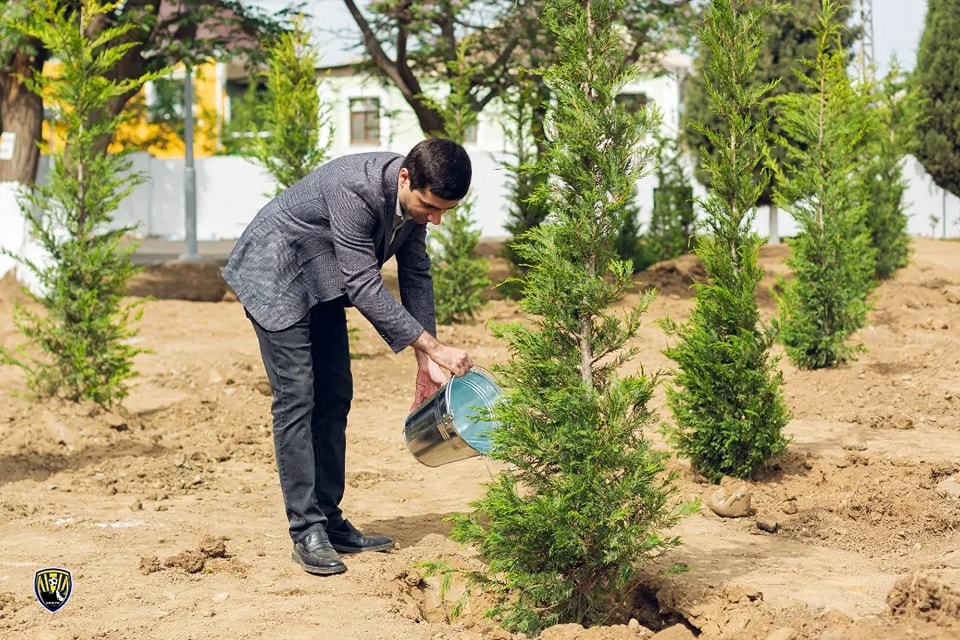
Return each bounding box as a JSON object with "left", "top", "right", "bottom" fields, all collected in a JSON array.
[{"left": 222, "top": 152, "right": 435, "bottom": 353}]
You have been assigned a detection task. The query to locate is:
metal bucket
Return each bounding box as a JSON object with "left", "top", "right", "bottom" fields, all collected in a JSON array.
[{"left": 404, "top": 366, "right": 502, "bottom": 467}]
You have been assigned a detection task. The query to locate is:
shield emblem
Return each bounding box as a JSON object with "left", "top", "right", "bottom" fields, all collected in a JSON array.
[{"left": 34, "top": 568, "right": 72, "bottom": 613}]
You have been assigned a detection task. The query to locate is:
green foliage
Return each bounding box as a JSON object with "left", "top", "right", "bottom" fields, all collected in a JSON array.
[
  {"left": 914, "top": 0, "right": 960, "bottom": 197},
  {"left": 2, "top": 0, "right": 289, "bottom": 185},
  {"left": 683, "top": 0, "right": 857, "bottom": 208},
  {"left": 859, "top": 61, "right": 917, "bottom": 280},
  {"left": 636, "top": 129, "right": 695, "bottom": 270},
  {"left": 219, "top": 80, "right": 268, "bottom": 156},
  {"left": 354, "top": 0, "right": 697, "bottom": 135},
  {"left": 449, "top": 1, "right": 690, "bottom": 633},
  {"left": 424, "top": 40, "right": 490, "bottom": 324},
  {"left": 773, "top": 0, "right": 877, "bottom": 370},
  {"left": 247, "top": 14, "right": 330, "bottom": 194},
  {"left": 661, "top": 0, "right": 790, "bottom": 483},
  {"left": 0, "top": 0, "right": 167, "bottom": 407},
  {"left": 500, "top": 71, "right": 551, "bottom": 281}
]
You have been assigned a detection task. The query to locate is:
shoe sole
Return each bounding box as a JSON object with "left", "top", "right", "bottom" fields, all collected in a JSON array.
[
  {"left": 331, "top": 541, "right": 394, "bottom": 554},
  {"left": 291, "top": 552, "right": 347, "bottom": 575}
]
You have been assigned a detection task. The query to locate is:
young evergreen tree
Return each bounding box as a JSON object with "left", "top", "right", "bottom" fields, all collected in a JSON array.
[
  {"left": 914, "top": 0, "right": 960, "bottom": 199},
  {"left": 248, "top": 14, "right": 330, "bottom": 194},
  {"left": 860, "top": 61, "right": 916, "bottom": 280},
  {"left": 425, "top": 42, "right": 490, "bottom": 325},
  {"left": 0, "top": 0, "right": 167, "bottom": 406},
  {"left": 449, "top": 0, "right": 689, "bottom": 633},
  {"left": 661, "top": 0, "right": 790, "bottom": 483},
  {"left": 682, "top": 0, "right": 857, "bottom": 241},
  {"left": 774, "top": 0, "right": 877, "bottom": 369}
]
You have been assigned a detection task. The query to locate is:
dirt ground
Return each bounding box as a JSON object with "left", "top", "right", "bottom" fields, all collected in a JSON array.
[{"left": 1, "top": 238, "right": 960, "bottom": 640}]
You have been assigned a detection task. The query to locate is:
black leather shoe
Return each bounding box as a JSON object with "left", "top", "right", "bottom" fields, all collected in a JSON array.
[
  {"left": 291, "top": 530, "right": 347, "bottom": 575},
  {"left": 326, "top": 519, "right": 393, "bottom": 554}
]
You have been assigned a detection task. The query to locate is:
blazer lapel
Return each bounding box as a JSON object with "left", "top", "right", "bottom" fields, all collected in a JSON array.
[{"left": 378, "top": 157, "right": 404, "bottom": 261}]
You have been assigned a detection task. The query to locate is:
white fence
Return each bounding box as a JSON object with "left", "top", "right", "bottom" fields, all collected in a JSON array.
[
  {"left": 110, "top": 151, "right": 525, "bottom": 241},
  {"left": 109, "top": 152, "right": 960, "bottom": 242},
  {"left": 2, "top": 152, "right": 959, "bottom": 284}
]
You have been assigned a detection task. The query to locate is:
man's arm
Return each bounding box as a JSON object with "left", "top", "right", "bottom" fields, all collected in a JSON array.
[{"left": 325, "top": 185, "right": 425, "bottom": 353}]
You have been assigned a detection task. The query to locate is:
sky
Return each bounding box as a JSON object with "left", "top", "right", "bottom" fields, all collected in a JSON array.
[{"left": 251, "top": 0, "right": 929, "bottom": 74}]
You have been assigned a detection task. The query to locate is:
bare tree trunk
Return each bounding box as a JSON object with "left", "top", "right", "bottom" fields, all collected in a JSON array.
[{"left": 0, "top": 50, "right": 46, "bottom": 184}]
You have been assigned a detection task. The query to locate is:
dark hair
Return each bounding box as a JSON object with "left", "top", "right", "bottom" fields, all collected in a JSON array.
[{"left": 401, "top": 138, "right": 472, "bottom": 200}]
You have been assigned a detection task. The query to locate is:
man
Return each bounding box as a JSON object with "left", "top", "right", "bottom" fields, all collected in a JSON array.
[{"left": 222, "top": 138, "right": 474, "bottom": 576}]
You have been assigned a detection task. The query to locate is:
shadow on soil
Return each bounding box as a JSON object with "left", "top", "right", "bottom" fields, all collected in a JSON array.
[
  {"left": 368, "top": 512, "right": 457, "bottom": 549},
  {"left": 0, "top": 440, "right": 168, "bottom": 488}
]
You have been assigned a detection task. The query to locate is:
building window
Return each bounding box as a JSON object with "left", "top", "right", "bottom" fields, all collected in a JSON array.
[{"left": 350, "top": 98, "right": 381, "bottom": 145}]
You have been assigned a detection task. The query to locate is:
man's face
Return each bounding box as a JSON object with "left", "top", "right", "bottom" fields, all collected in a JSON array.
[{"left": 398, "top": 168, "right": 460, "bottom": 225}]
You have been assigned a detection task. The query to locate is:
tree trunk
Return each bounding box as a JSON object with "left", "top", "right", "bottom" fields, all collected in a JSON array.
[{"left": 0, "top": 51, "right": 46, "bottom": 185}]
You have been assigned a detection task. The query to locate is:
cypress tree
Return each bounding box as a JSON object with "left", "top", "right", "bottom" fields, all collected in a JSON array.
[
  {"left": 249, "top": 14, "right": 330, "bottom": 193},
  {"left": 449, "top": 0, "right": 689, "bottom": 632},
  {"left": 914, "top": 0, "right": 960, "bottom": 199},
  {"left": 661, "top": 0, "right": 790, "bottom": 483},
  {"left": 500, "top": 72, "right": 551, "bottom": 279},
  {"left": 682, "top": 0, "right": 856, "bottom": 238},
  {"left": 774, "top": 0, "right": 876, "bottom": 369},
  {"left": 637, "top": 129, "right": 695, "bottom": 269},
  {"left": 0, "top": 0, "right": 167, "bottom": 406},
  {"left": 861, "top": 62, "right": 916, "bottom": 280}
]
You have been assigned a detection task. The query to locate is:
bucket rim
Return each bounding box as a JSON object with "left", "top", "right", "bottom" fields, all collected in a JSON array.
[{"left": 443, "top": 365, "right": 502, "bottom": 409}]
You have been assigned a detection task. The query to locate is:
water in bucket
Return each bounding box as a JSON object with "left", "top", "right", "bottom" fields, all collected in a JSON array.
[{"left": 404, "top": 367, "right": 502, "bottom": 467}]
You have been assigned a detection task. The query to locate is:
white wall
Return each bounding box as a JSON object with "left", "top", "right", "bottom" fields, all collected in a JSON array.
[
  {"left": 4, "top": 69, "right": 959, "bottom": 286},
  {"left": 751, "top": 156, "right": 960, "bottom": 241},
  {"left": 0, "top": 182, "right": 25, "bottom": 278},
  {"left": 107, "top": 153, "right": 276, "bottom": 240},
  {"left": 99, "top": 153, "right": 958, "bottom": 245},
  {"left": 902, "top": 156, "right": 960, "bottom": 238},
  {"left": 0, "top": 182, "right": 46, "bottom": 293}
]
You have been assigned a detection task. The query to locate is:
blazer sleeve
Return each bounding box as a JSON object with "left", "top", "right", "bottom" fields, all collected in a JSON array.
[
  {"left": 325, "top": 188, "right": 426, "bottom": 353},
  {"left": 395, "top": 222, "right": 437, "bottom": 338}
]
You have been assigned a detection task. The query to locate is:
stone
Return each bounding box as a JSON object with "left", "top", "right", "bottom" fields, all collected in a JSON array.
[
  {"left": 840, "top": 437, "right": 867, "bottom": 451},
  {"left": 757, "top": 517, "right": 779, "bottom": 533},
  {"left": 707, "top": 486, "right": 752, "bottom": 518},
  {"left": 935, "top": 476, "right": 960, "bottom": 500},
  {"left": 766, "top": 628, "right": 797, "bottom": 640}
]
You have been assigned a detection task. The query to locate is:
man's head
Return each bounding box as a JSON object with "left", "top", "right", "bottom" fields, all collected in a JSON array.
[{"left": 398, "top": 138, "right": 472, "bottom": 225}]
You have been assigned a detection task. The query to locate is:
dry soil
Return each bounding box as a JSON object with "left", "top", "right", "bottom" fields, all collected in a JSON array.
[{"left": 1, "top": 239, "right": 959, "bottom": 640}]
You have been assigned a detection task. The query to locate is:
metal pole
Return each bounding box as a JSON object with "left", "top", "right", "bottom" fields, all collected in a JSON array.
[
  {"left": 944, "top": 187, "right": 948, "bottom": 240},
  {"left": 180, "top": 64, "right": 200, "bottom": 261}
]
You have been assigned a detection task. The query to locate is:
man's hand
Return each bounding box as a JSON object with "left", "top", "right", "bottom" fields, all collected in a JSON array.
[
  {"left": 411, "top": 331, "right": 473, "bottom": 377},
  {"left": 410, "top": 358, "right": 447, "bottom": 411},
  {"left": 409, "top": 330, "right": 474, "bottom": 411}
]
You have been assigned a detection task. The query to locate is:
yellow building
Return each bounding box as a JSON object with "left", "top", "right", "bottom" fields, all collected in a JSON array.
[{"left": 41, "top": 58, "right": 233, "bottom": 159}]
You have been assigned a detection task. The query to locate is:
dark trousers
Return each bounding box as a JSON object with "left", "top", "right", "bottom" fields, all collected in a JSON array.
[{"left": 247, "top": 299, "right": 352, "bottom": 543}]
